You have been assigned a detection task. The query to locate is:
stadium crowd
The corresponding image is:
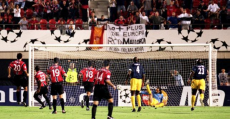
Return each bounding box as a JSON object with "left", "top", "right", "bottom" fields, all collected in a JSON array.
[{"left": 0, "top": 0, "right": 229, "bottom": 30}]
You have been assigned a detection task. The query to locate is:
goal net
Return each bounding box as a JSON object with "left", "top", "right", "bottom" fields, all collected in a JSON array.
[{"left": 28, "top": 44, "right": 217, "bottom": 107}]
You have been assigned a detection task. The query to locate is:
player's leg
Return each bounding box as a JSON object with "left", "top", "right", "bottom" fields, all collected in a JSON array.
[
  {"left": 34, "top": 92, "right": 45, "bottom": 109},
  {"left": 107, "top": 98, "right": 114, "bottom": 119},
  {"left": 191, "top": 79, "right": 198, "bottom": 111},
  {"left": 85, "top": 91, "right": 91, "bottom": 110},
  {"left": 42, "top": 87, "right": 52, "bottom": 109},
  {"left": 136, "top": 79, "right": 142, "bottom": 112},
  {"left": 16, "top": 86, "right": 21, "bottom": 104},
  {"left": 22, "top": 86, "right": 28, "bottom": 106},
  {"left": 199, "top": 79, "right": 206, "bottom": 106},
  {"left": 130, "top": 78, "right": 136, "bottom": 112},
  {"left": 58, "top": 84, "right": 65, "bottom": 113},
  {"left": 51, "top": 84, "right": 57, "bottom": 114},
  {"left": 92, "top": 101, "right": 99, "bottom": 119}
]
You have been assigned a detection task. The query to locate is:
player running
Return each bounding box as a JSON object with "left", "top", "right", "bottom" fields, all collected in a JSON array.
[
  {"left": 47, "top": 57, "right": 67, "bottom": 114},
  {"left": 79, "top": 60, "right": 97, "bottom": 111},
  {"left": 187, "top": 59, "right": 208, "bottom": 111},
  {"left": 125, "top": 57, "right": 145, "bottom": 112},
  {"left": 34, "top": 66, "right": 52, "bottom": 110},
  {"left": 140, "top": 80, "right": 166, "bottom": 108},
  {"left": 8, "top": 53, "right": 29, "bottom": 106},
  {"left": 92, "top": 60, "right": 116, "bottom": 119}
]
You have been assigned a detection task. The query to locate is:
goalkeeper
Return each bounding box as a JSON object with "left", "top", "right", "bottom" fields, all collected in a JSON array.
[{"left": 140, "top": 80, "right": 166, "bottom": 108}]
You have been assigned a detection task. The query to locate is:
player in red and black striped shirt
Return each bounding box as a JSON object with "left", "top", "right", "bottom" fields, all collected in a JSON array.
[
  {"left": 92, "top": 60, "right": 116, "bottom": 119},
  {"left": 79, "top": 60, "right": 97, "bottom": 111},
  {"left": 47, "top": 57, "right": 67, "bottom": 114},
  {"left": 34, "top": 66, "right": 52, "bottom": 110},
  {"left": 8, "top": 53, "right": 29, "bottom": 106}
]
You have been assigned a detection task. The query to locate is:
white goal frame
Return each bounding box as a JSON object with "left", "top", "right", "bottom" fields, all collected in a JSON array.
[{"left": 28, "top": 44, "right": 214, "bottom": 107}]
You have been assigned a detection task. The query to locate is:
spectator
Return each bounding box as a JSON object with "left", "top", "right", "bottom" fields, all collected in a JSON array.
[
  {"left": 219, "top": 6, "right": 228, "bottom": 28},
  {"left": 139, "top": 6, "right": 149, "bottom": 25},
  {"left": 66, "top": 20, "right": 75, "bottom": 34},
  {"left": 7, "top": 2, "right": 15, "bottom": 14},
  {"left": 69, "top": 0, "right": 79, "bottom": 20},
  {"left": 167, "top": 12, "right": 178, "bottom": 29},
  {"left": 127, "top": 1, "right": 138, "bottom": 15},
  {"left": 44, "top": 1, "right": 53, "bottom": 21},
  {"left": 18, "top": 16, "right": 28, "bottom": 30},
  {"left": 193, "top": 10, "right": 205, "bottom": 29},
  {"left": 149, "top": 7, "right": 159, "bottom": 17},
  {"left": 134, "top": 11, "right": 140, "bottom": 24},
  {"left": 60, "top": 0, "right": 69, "bottom": 21},
  {"left": 5, "top": 16, "right": 13, "bottom": 30},
  {"left": 28, "top": 16, "right": 39, "bottom": 30},
  {"left": 116, "top": 0, "right": 126, "bottom": 13},
  {"left": 14, "top": 0, "right": 25, "bottom": 9},
  {"left": 115, "top": 15, "right": 126, "bottom": 25},
  {"left": 167, "top": 1, "right": 176, "bottom": 18},
  {"left": 127, "top": 14, "right": 136, "bottom": 24},
  {"left": 205, "top": 0, "right": 220, "bottom": 19},
  {"left": 0, "top": 2, "right": 7, "bottom": 16},
  {"left": 58, "top": 20, "right": 66, "bottom": 35},
  {"left": 97, "top": 15, "right": 108, "bottom": 28},
  {"left": 0, "top": 17, "right": 5, "bottom": 29},
  {"left": 198, "top": 1, "right": 208, "bottom": 18},
  {"left": 52, "top": 0, "right": 60, "bottom": 21},
  {"left": 32, "top": 0, "right": 45, "bottom": 18},
  {"left": 142, "top": 0, "right": 153, "bottom": 17},
  {"left": 80, "top": 0, "right": 89, "bottom": 22},
  {"left": 171, "top": 70, "right": 184, "bottom": 86},
  {"left": 149, "top": 11, "right": 165, "bottom": 30},
  {"left": 218, "top": 69, "right": 228, "bottom": 86},
  {"left": 13, "top": 4, "right": 21, "bottom": 28},
  {"left": 178, "top": 9, "right": 193, "bottom": 30},
  {"left": 25, "top": 0, "right": 35, "bottom": 9},
  {"left": 109, "top": 0, "right": 117, "bottom": 22},
  {"left": 89, "top": 12, "right": 97, "bottom": 20},
  {"left": 89, "top": 16, "right": 97, "bottom": 30}
]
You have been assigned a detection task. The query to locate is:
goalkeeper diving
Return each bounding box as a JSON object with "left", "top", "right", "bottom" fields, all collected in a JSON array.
[{"left": 140, "top": 79, "right": 167, "bottom": 108}]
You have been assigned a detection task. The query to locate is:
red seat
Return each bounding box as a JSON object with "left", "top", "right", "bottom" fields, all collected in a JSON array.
[
  {"left": 75, "top": 19, "right": 83, "bottom": 29},
  {"left": 26, "top": 9, "right": 33, "bottom": 19},
  {"left": 49, "top": 19, "right": 56, "bottom": 30},
  {"left": 204, "top": 18, "right": 211, "bottom": 29},
  {"left": 40, "top": 19, "right": 48, "bottom": 30},
  {"left": 67, "top": 19, "right": 73, "bottom": 24},
  {"left": 20, "top": 9, "right": 24, "bottom": 18}
]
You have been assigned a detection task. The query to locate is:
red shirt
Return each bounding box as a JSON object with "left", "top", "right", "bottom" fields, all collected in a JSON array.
[
  {"left": 95, "top": 68, "right": 111, "bottom": 85},
  {"left": 35, "top": 71, "right": 47, "bottom": 87},
  {"left": 167, "top": 5, "right": 177, "bottom": 17},
  {"left": 8, "top": 60, "right": 27, "bottom": 75},
  {"left": 29, "top": 20, "right": 39, "bottom": 30},
  {"left": 47, "top": 64, "right": 66, "bottom": 83},
  {"left": 80, "top": 67, "right": 97, "bottom": 82}
]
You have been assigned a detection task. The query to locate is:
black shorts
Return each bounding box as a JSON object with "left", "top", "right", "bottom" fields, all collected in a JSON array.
[
  {"left": 36, "top": 86, "right": 48, "bottom": 95},
  {"left": 51, "top": 82, "right": 64, "bottom": 95},
  {"left": 83, "top": 82, "right": 94, "bottom": 93},
  {"left": 93, "top": 85, "right": 112, "bottom": 101},
  {"left": 14, "top": 75, "right": 28, "bottom": 87}
]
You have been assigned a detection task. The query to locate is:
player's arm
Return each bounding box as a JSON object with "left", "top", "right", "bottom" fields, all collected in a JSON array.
[
  {"left": 45, "top": 75, "right": 50, "bottom": 86},
  {"left": 106, "top": 80, "right": 116, "bottom": 90},
  {"left": 142, "top": 66, "right": 145, "bottom": 86},
  {"left": 36, "top": 80, "right": 41, "bottom": 93},
  {"left": 187, "top": 71, "right": 195, "bottom": 84},
  {"left": 8, "top": 67, "right": 11, "bottom": 78},
  {"left": 125, "top": 70, "right": 131, "bottom": 85},
  {"left": 23, "top": 64, "right": 29, "bottom": 77},
  {"left": 61, "top": 67, "right": 67, "bottom": 77}
]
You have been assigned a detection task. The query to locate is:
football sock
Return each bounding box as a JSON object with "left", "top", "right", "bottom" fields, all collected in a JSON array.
[
  {"left": 92, "top": 104, "right": 97, "bottom": 118},
  {"left": 60, "top": 98, "right": 65, "bottom": 110},
  {"left": 86, "top": 96, "right": 89, "bottom": 107},
  {"left": 34, "top": 93, "right": 43, "bottom": 106},
  {"left": 137, "top": 94, "right": 141, "bottom": 107},
  {"left": 53, "top": 99, "right": 57, "bottom": 111},
  {"left": 146, "top": 84, "right": 152, "bottom": 95},
  {"left": 16, "top": 91, "right": 20, "bottom": 102},
  {"left": 23, "top": 91, "right": 28, "bottom": 102},
  {"left": 108, "top": 103, "right": 113, "bottom": 117},
  {"left": 155, "top": 103, "right": 164, "bottom": 108},
  {"left": 200, "top": 93, "right": 204, "bottom": 101},
  {"left": 192, "top": 95, "right": 196, "bottom": 108},
  {"left": 131, "top": 96, "right": 135, "bottom": 109},
  {"left": 43, "top": 94, "right": 51, "bottom": 107}
]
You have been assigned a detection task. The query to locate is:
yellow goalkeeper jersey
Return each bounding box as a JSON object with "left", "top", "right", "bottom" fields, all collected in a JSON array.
[{"left": 65, "top": 68, "right": 78, "bottom": 83}]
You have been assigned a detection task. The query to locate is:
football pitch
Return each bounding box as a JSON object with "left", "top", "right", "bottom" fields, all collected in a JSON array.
[{"left": 0, "top": 106, "right": 229, "bottom": 119}]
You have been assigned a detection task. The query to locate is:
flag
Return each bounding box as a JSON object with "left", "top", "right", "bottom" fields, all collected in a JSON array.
[{"left": 90, "top": 26, "right": 104, "bottom": 49}]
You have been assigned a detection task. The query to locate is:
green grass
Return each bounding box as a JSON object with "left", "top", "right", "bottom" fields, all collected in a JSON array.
[{"left": 0, "top": 106, "right": 229, "bottom": 119}]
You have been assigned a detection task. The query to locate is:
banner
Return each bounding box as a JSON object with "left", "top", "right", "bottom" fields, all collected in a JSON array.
[
  {"left": 90, "top": 26, "right": 104, "bottom": 49},
  {"left": 107, "top": 24, "right": 146, "bottom": 53}
]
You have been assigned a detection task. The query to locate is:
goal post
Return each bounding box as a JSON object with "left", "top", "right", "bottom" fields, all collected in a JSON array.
[{"left": 28, "top": 44, "right": 217, "bottom": 107}]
